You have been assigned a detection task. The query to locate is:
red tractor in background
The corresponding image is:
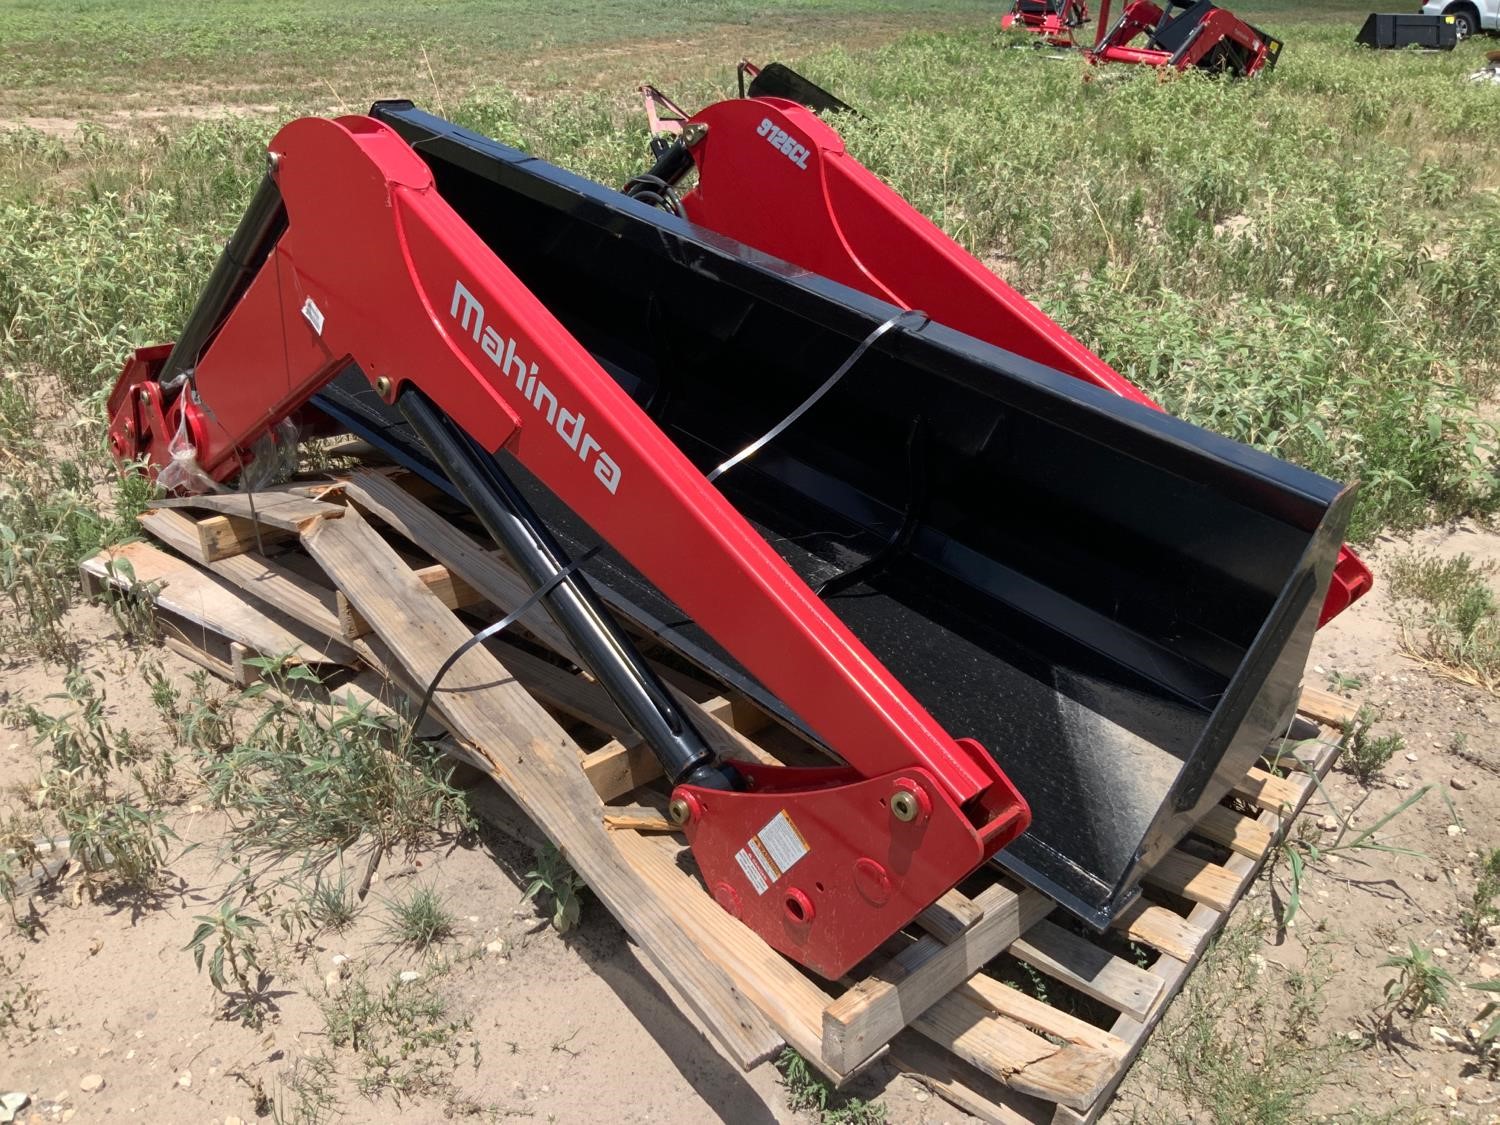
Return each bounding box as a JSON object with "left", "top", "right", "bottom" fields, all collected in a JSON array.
[
  {"left": 1004, "top": 0, "right": 1280, "bottom": 76},
  {"left": 1001, "top": 0, "right": 1092, "bottom": 47}
]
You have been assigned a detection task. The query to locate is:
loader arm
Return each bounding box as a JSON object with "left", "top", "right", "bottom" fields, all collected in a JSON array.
[{"left": 107, "top": 113, "right": 1028, "bottom": 979}]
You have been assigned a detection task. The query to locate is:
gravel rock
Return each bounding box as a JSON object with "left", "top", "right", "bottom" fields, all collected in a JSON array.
[
  {"left": 78, "top": 1076, "right": 104, "bottom": 1095},
  {"left": 1450, "top": 777, "right": 1470, "bottom": 791}
]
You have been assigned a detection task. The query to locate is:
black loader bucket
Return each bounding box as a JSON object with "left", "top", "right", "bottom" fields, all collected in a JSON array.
[{"left": 312, "top": 103, "right": 1356, "bottom": 927}]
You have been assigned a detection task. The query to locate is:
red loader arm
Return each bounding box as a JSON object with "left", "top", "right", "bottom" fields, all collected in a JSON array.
[
  {"left": 640, "top": 74, "right": 1367, "bottom": 622},
  {"left": 107, "top": 113, "right": 1028, "bottom": 979}
]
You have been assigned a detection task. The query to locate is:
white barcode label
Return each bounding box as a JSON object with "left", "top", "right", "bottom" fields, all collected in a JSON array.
[
  {"left": 734, "top": 848, "right": 769, "bottom": 895},
  {"left": 301, "top": 297, "right": 326, "bottom": 336}
]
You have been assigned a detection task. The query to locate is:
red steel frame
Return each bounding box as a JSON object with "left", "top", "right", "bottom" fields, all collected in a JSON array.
[
  {"left": 645, "top": 80, "right": 1369, "bottom": 622},
  {"left": 107, "top": 114, "right": 1029, "bottom": 979},
  {"left": 1001, "top": 0, "right": 1091, "bottom": 48},
  {"left": 1088, "top": 0, "right": 1275, "bottom": 74}
]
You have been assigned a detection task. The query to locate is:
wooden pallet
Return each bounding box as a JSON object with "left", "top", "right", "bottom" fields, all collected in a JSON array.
[{"left": 81, "top": 470, "right": 1357, "bottom": 1123}]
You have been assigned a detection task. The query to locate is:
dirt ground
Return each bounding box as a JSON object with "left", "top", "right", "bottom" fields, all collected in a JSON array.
[
  {"left": 1110, "top": 522, "right": 1500, "bottom": 1124},
  {"left": 0, "top": 595, "right": 955, "bottom": 1124},
  {"left": 1, "top": 517, "right": 1496, "bottom": 1124}
]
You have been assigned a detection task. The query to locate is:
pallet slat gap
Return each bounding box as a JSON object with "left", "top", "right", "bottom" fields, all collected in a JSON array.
[{"left": 1009, "top": 919, "right": 1163, "bottom": 1023}]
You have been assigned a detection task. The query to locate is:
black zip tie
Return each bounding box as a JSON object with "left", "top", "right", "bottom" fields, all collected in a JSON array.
[
  {"left": 706, "top": 307, "right": 929, "bottom": 483},
  {"left": 412, "top": 546, "right": 600, "bottom": 735}
]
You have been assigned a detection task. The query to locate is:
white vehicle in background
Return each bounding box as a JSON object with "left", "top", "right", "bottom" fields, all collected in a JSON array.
[{"left": 1421, "top": 0, "right": 1500, "bottom": 39}]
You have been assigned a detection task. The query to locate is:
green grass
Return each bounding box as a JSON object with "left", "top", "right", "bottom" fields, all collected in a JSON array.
[
  {"left": 2, "top": 5, "right": 1497, "bottom": 566},
  {"left": 1385, "top": 550, "right": 1500, "bottom": 687},
  {"left": 0, "top": 0, "right": 997, "bottom": 117}
]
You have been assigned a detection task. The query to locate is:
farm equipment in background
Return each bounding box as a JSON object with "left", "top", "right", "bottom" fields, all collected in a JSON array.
[
  {"left": 1356, "top": 12, "right": 1459, "bottom": 50},
  {"left": 1001, "top": 0, "right": 1093, "bottom": 47},
  {"left": 633, "top": 61, "right": 1366, "bottom": 622},
  {"left": 1089, "top": 0, "right": 1281, "bottom": 75},
  {"left": 108, "top": 91, "right": 1359, "bottom": 977}
]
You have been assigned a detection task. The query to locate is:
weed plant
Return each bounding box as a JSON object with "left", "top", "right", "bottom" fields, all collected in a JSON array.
[
  {"left": 1340, "top": 707, "right": 1405, "bottom": 786},
  {"left": 381, "top": 885, "right": 457, "bottom": 952},
  {"left": 1381, "top": 941, "right": 1454, "bottom": 1025},
  {"left": 776, "top": 1048, "right": 886, "bottom": 1124},
  {"left": 1475, "top": 980, "right": 1500, "bottom": 1071},
  {"left": 15, "top": 666, "right": 176, "bottom": 896},
  {"left": 184, "top": 900, "right": 268, "bottom": 1026},
  {"left": 198, "top": 664, "right": 472, "bottom": 896},
  {"left": 321, "top": 968, "right": 479, "bottom": 1099},
  {"left": 1386, "top": 550, "right": 1500, "bottom": 688},
  {"left": 523, "top": 843, "right": 586, "bottom": 934},
  {"left": 1459, "top": 848, "right": 1500, "bottom": 953}
]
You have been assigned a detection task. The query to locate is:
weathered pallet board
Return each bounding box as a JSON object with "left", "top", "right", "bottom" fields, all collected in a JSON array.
[
  {"left": 91, "top": 472, "right": 1353, "bottom": 1122},
  {"left": 81, "top": 539, "right": 353, "bottom": 670}
]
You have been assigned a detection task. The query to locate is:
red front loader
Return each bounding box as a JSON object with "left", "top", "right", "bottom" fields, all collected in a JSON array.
[{"left": 109, "top": 78, "right": 1358, "bottom": 977}]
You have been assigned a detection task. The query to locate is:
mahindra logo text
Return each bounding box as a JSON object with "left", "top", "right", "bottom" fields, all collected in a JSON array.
[
  {"left": 450, "top": 280, "right": 621, "bottom": 495},
  {"left": 756, "top": 117, "right": 810, "bottom": 170}
]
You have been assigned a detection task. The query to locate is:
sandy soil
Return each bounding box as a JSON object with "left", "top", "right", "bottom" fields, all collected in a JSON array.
[
  {"left": 3, "top": 524, "right": 1498, "bottom": 1123},
  {"left": 0, "top": 603, "right": 944, "bottom": 1124}
]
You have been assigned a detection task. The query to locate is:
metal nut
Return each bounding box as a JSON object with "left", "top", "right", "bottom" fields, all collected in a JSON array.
[
  {"left": 374, "top": 375, "right": 392, "bottom": 400},
  {"left": 667, "top": 797, "right": 692, "bottom": 826},
  {"left": 890, "top": 789, "right": 919, "bottom": 823}
]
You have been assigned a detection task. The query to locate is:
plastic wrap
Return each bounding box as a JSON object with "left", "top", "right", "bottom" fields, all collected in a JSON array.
[
  {"left": 156, "top": 408, "right": 219, "bottom": 495},
  {"left": 237, "top": 418, "right": 300, "bottom": 493}
]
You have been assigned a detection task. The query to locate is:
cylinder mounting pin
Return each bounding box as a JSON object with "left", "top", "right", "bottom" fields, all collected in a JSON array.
[{"left": 890, "top": 789, "right": 919, "bottom": 822}]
